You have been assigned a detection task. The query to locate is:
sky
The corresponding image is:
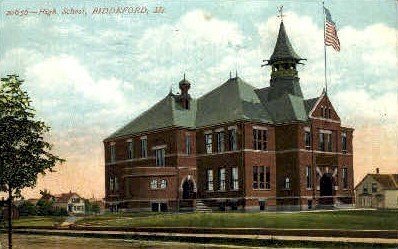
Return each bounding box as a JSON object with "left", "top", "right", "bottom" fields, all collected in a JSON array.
[{"left": 0, "top": 0, "right": 397, "bottom": 199}]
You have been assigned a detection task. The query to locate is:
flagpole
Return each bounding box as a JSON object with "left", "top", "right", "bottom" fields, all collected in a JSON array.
[{"left": 323, "top": 1, "right": 327, "bottom": 93}]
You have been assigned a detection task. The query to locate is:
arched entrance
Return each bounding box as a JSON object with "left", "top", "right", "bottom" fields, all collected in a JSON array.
[
  {"left": 182, "top": 179, "right": 196, "bottom": 199},
  {"left": 320, "top": 174, "right": 334, "bottom": 205}
]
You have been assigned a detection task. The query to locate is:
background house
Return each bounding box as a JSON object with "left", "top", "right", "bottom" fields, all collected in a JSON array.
[
  {"left": 355, "top": 169, "right": 398, "bottom": 209},
  {"left": 54, "top": 192, "right": 85, "bottom": 215}
]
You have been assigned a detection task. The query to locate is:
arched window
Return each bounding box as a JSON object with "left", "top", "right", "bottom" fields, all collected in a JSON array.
[{"left": 285, "top": 177, "right": 291, "bottom": 189}]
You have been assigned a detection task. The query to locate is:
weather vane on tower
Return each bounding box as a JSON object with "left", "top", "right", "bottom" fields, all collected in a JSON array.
[{"left": 277, "top": 5, "right": 285, "bottom": 22}]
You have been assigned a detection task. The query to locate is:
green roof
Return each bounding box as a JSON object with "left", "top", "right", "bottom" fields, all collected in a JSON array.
[
  {"left": 265, "top": 93, "right": 308, "bottom": 123},
  {"left": 106, "top": 22, "right": 320, "bottom": 139},
  {"left": 196, "top": 77, "right": 273, "bottom": 127},
  {"left": 108, "top": 93, "right": 196, "bottom": 139},
  {"left": 269, "top": 22, "right": 303, "bottom": 64}
]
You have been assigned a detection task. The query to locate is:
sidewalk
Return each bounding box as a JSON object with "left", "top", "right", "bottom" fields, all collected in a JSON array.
[{"left": 12, "top": 228, "right": 398, "bottom": 247}]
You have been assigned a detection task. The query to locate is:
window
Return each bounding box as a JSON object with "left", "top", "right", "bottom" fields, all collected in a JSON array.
[
  {"left": 253, "top": 129, "right": 267, "bottom": 151},
  {"left": 319, "top": 131, "right": 332, "bottom": 151},
  {"left": 253, "top": 166, "right": 258, "bottom": 189},
  {"left": 321, "top": 106, "right": 326, "bottom": 118},
  {"left": 342, "top": 132, "right": 347, "bottom": 153},
  {"left": 109, "top": 177, "right": 114, "bottom": 191},
  {"left": 219, "top": 168, "right": 226, "bottom": 191},
  {"left": 150, "top": 179, "right": 158, "bottom": 189},
  {"left": 306, "top": 166, "right": 312, "bottom": 189},
  {"left": 342, "top": 168, "right": 348, "bottom": 189},
  {"left": 363, "top": 184, "right": 368, "bottom": 194},
  {"left": 265, "top": 166, "right": 271, "bottom": 189},
  {"left": 160, "top": 179, "right": 167, "bottom": 189},
  {"left": 305, "top": 130, "right": 311, "bottom": 150},
  {"left": 140, "top": 138, "right": 147, "bottom": 158},
  {"left": 110, "top": 144, "right": 116, "bottom": 162},
  {"left": 216, "top": 131, "right": 225, "bottom": 153},
  {"left": 127, "top": 141, "right": 133, "bottom": 159},
  {"left": 229, "top": 128, "right": 237, "bottom": 151},
  {"left": 253, "top": 166, "right": 270, "bottom": 190},
  {"left": 205, "top": 133, "right": 212, "bottom": 154},
  {"left": 326, "top": 133, "right": 332, "bottom": 152},
  {"left": 155, "top": 148, "right": 165, "bottom": 166},
  {"left": 185, "top": 134, "right": 192, "bottom": 155},
  {"left": 113, "top": 176, "right": 119, "bottom": 191},
  {"left": 231, "top": 167, "right": 239, "bottom": 190},
  {"left": 285, "top": 177, "right": 291, "bottom": 189},
  {"left": 207, "top": 170, "right": 213, "bottom": 191},
  {"left": 319, "top": 133, "right": 325, "bottom": 151},
  {"left": 371, "top": 183, "right": 377, "bottom": 193},
  {"left": 328, "top": 108, "right": 331, "bottom": 119}
]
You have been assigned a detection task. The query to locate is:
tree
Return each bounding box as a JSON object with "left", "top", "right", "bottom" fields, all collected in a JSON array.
[
  {"left": 17, "top": 201, "right": 37, "bottom": 216},
  {"left": 0, "top": 75, "right": 65, "bottom": 248},
  {"left": 36, "top": 189, "right": 55, "bottom": 216}
]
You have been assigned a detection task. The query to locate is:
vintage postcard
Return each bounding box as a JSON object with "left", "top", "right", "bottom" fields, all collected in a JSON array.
[{"left": 0, "top": 0, "right": 397, "bottom": 248}]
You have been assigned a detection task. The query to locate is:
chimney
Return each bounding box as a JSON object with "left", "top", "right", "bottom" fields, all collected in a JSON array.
[{"left": 376, "top": 168, "right": 380, "bottom": 174}]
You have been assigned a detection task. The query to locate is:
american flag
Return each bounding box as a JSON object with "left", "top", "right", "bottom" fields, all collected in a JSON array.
[{"left": 324, "top": 7, "right": 340, "bottom": 51}]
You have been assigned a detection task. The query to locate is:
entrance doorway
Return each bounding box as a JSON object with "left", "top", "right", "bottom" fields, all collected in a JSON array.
[
  {"left": 182, "top": 179, "right": 196, "bottom": 199},
  {"left": 151, "top": 203, "right": 167, "bottom": 212},
  {"left": 320, "top": 174, "right": 334, "bottom": 205}
]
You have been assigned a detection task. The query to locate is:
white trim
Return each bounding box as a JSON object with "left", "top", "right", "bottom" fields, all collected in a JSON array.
[
  {"left": 332, "top": 168, "right": 338, "bottom": 177},
  {"left": 204, "top": 130, "right": 212, "bottom": 135},
  {"left": 110, "top": 142, "right": 116, "bottom": 145},
  {"left": 308, "top": 93, "right": 325, "bottom": 117},
  {"left": 311, "top": 117, "right": 341, "bottom": 123},
  {"left": 152, "top": 145, "right": 167, "bottom": 150},
  {"left": 319, "top": 129, "right": 332, "bottom": 134},
  {"left": 140, "top": 136, "right": 147, "bottom": 140},
  {"left": 214, "top": 127, "right": 224, "bottom": 132},
  {"left": 228, "top": 125, "right": 238, "bottom": 130},
  {"left": 106, "top": 149, "right": 352, "bottom": 165},
  {"left": 304, "top": 127, "right": 310, "bottom": 132},
  {"left": 252, "top": 125, "right": 268, "bottom": 130},
  {"left": 126, "top": 138, "right": 132, "bottom": 142}
]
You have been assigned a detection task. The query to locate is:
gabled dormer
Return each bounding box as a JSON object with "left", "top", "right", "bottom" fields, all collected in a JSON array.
[{"left": 308, "top": 92, "right": 341, "bottom": 122}]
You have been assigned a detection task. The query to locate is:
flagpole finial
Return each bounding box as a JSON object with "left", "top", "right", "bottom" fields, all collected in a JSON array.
[{"left": 277, "top": 5, "right": 285, "bottom": 22}]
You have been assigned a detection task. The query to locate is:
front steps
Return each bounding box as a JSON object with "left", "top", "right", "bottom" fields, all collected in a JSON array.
[{"left": 195, "top": 200, "right": 212, "bottom": 213}]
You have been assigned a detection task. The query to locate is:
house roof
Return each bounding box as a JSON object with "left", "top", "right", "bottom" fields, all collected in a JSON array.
[
  {"left": 370, "top": 174, "right": 398, "bottom": 190},
  {"left": 268, "top": 22, "right": 304, "bottom": 64},
  {"left": 55, "top": 192, "right": 82, "bottom": 203},
  {"left": 356, "top": 174, "right": 398, "bottom": 190}
]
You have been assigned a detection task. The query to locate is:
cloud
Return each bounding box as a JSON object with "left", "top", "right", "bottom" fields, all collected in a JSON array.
[{"left": 26, "top": 55, "right": 127, "bottom": 105}]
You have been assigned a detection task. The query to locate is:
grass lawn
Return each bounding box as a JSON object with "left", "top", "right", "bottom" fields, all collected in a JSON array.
[
  {"left": 10, "top": 216, "right": 65, "bottom": 227},
  {"left": 74, "top": 210, "right": 398, "bottom": 230}
]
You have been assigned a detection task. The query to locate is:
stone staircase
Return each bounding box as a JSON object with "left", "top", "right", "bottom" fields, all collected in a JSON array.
[{"left": 195, "top": 200, "right": 212, "bottom": 213}]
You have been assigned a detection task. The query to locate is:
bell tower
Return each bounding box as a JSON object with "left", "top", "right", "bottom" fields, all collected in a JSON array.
[{"left": 262, "top": 8, "right": 306, "bottom": 100}]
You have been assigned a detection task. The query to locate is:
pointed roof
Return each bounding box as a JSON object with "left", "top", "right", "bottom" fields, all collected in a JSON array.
[{"left": 269, "top": 22, "right": 304, "bottom": 64}]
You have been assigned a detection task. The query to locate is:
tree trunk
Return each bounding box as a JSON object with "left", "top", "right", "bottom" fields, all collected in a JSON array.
[{"left": 7, "top": 188, "right": 12, "bottom": 249}]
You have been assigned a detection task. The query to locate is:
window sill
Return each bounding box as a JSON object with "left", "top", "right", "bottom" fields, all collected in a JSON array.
[
  {"left": 252, "top": 188, "right": 271, "bottom": 191},
  {"left": 306, "top": 188, "right": 313, "bottom": 190}
]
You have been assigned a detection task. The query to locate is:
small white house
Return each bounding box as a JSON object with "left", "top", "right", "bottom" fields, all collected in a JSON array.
[
  {"left": 355, "top": 171, "right": 398, "bottom": 209},
  {"left": 54, "top": 192, "right": 85, "bottom": 215}
]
